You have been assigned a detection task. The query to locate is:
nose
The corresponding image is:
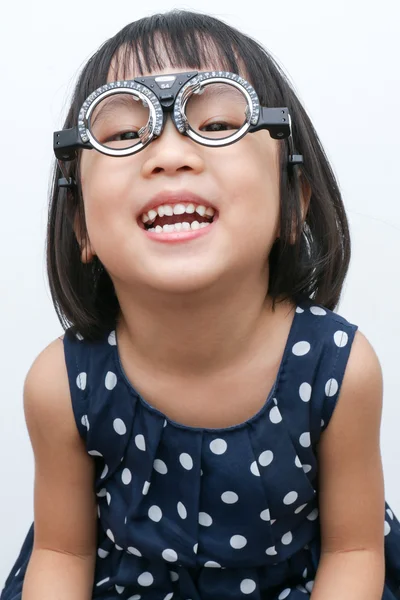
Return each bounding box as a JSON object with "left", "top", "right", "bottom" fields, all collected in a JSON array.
[{"left": 140, "top": 114, "right": 205, "bottom": 178}]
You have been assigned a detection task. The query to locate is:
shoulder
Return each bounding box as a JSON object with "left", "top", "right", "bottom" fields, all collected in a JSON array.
[
  {"left": 23, "top": 334, "right": 78, "bottom": 440},
  {"left": 322, "top": 327, "right": 383, "bottom": 439}
]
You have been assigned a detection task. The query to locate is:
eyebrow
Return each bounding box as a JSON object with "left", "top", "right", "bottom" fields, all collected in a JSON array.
[{"left": 90, "top": 93, "right": 142, "bottom": 127}]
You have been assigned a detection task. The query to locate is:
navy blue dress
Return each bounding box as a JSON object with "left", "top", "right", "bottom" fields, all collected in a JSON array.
[{"left": 2, "top": 299, "right": 400, "bottom": 599}]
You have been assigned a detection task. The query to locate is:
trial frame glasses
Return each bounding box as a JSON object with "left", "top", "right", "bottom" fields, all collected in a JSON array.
[{"left": 53, "top": 70, "right": 303, "bottom": 186}]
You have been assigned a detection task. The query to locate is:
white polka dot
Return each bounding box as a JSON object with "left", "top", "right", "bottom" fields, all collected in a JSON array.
[
  {"left": 106, "top": 492, "right": 111, "bottom": 505},
  {"left": 299, "top": 382, "right": 312, "bottom": 402},
  {"left": 307, "top": 508, "right": 319, "bottom": 521},
  {"left": 221, "top": 491, "right": 239, "bottom": 504},
  {"left": 127, "top": 597, "right": 141, "bottom": 600},
  {"left": 305, "top": 581, "right": 314, "bottom": 593},
  {"left": 76, "top": 332, "right": 84, "bottom": 341},
  {"left": 96, "top": 577, "right": 110, "bottom": 587},
  {"left": 321, "top": 419, "right": 325, "bottom": 427},
  {"left": 153, "top": 459, "right": 168, "bottom": 474},
  {"left": 97, "top": 505, "right": 101, "bottom": 518},
  {"left": 269, "top": 406, "right": 282, "bottom": 424},
  {"left": 81, "top": 415, "right": 89, "bottom": 430},
  {"left": 163, "top": 419, "right": 167, "bottom": 427},
  {"left": 266, "top": 546, "right": 277, "bottom": 555},
  {"left": 240, "top": 579, "right": 256, "bottom": 594},
  {"left": 135, "top": 434, "right": 146, "bottom": 451},
  {"left": 115, "top": 544, "right": 123, "bottom": 551},
  {"left": 179, "top": 453, "right": 193, "bottom": 470},
  {"left": 76, "top": 372, "right": 87, "bottom": 390},
  {"left": 98, "top": 548, "right": 109, "bottom": 558},
  {"left": 128, "top": 546, "right": 142, "bottom": 556},
  {"left": 142, "top": 481, "right": 150, "bottom": 495},
  {"left": 279, "top": 589, "right": 291, "bottom": 600},
  {"left": 108, "top": 331, "right": 116, "bottom": 345},
  {"left": 105, "top": 371, "right": 118, "bottom": 390},
  {"left": 164, "top": 594, "right": 174, "bottom": 600},
  {"left": 299, "top": 432, "right": 311, "bottom": 448},
  {"left": 137, "top": 572, "right": 153, "bottom": 587},
  {"left": 281, "top": 531, "right": 293, "bottom": 545},
  {"left": 205, "top": 560, "right": 221, "bottom": 567},
  {"left": 292, "top": 341, "right": 311, "bottom": 356},
  {"left": 283, "top": 491, "right": 298, "bottom": 505},
  {"left": 384, "top": 521, "right": 391, "bottom": 536},
  {"left": 259, "top": 450, "right": 274, "bottom": 466},
  {"left": 296, "top": 306, "right": 304, "bottom": 313},
  {"left": 113, "top": 418, "right": 127, "bottom": 435},
  {"left": 193, "top": 543, "right": 198, "bottom": 553},
  {"left": 106, "top": 529, "right": 115, "bottom": 542},
  {"left": 302, "top": 464, "right": 312, "bottom": 473},
  {"left": 100, "top": 464, "right": 108, "bottom": 479},
  {"left": 122, "top": 468, "right": 132, "bottom": 485},
  {"left": 334, "top": 330, "right": 348, "bottom": 347},
  {"left": 260, "top": 509, "right": 270, "bottom": 521},
  {"left": 296, "top": 585, "right": 307, "bottom": 593},
  {"left": 295, "top": 504, "right": 308, "bottom": 514},
  {"left": 302, "top": 568, "right": 308, "bottom": 578},
  {"left": 148, "top": 505, "right": 162, "bottom": 522},
  {"left": 170, "top": 571, "right": 179, "bottom": 582},
  {"left": 199, "top": 512, "right": 213, "bottom": 526},
  {"left": 162, "top": 548, "right": 178, "bottom": 562},
  {"left": 270, "top": 519, "right": 276, "bottom": 524},
  {"left": 88, "top": 450, "right": 102, "bottom": 457},
  {"left": 387, "top": 508, "right": 394, "bottom": 520},
  {"left": 230, "top": 535, "right": 247, "bottom": 549},
  {"left": 310, "top": 306, "right": 326, "bottom": 316},
  {"left": 116, "top": 585, "right": 125, "bottom": 594},
  {"left": 295, "top": 455, "right": 302, "bottom": 468},
  {"left": 210, "top": 438, "right": 227, "bottom": 454},
  {"left": 250, "top": 461, "right": 261, "bottom": 476},
  {"left": 325, "top": 378, "right": 339, "bottom": 397},
  {"left": 177, "top": 501, "right": 187, "bottom": 519}
]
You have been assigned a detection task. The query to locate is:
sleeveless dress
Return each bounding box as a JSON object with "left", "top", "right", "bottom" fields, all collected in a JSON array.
[{"left": 2, "top": 298, "right": 400, "bottom": 600}]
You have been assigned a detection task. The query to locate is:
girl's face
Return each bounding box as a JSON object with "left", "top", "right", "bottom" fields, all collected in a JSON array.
[{"left": 79, "top": 62, "right": 281, "bottom": 297}]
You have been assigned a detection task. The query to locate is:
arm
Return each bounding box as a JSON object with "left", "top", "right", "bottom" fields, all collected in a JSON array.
[
  {"left": 22, "top": 337, "right": 97, "bottom": 600},
  {"left": 311, "top": 330, "right": 385, "bottom": 600}
]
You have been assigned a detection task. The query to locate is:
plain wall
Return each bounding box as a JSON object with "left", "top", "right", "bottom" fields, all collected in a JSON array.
[{"left": 1, "top": 0, "right": 399, "bottom": 583}]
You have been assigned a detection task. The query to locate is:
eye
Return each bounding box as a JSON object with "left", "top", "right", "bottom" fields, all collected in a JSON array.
[
  {"left": 106, "top": 131, "right": 139, "bottom": 142},
  {"left": 201, "top": 121, "right": 233, "bottom": 132}
]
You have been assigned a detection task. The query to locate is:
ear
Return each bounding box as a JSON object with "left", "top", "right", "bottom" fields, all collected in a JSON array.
[{"left": 73, "top": 211, "right": 96, "bottom": 264}]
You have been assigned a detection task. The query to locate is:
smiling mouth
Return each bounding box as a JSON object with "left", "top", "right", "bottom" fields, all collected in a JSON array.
[{"left": 138, "top": 203, "right": 217, "bottom": 233}]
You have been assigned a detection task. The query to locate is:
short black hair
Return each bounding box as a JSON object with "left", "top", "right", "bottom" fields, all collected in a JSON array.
[{"left": 47, "top": 9, "right": 351, "bottom": 340}]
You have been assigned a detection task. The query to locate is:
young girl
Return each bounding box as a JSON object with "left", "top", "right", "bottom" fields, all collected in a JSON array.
[{"left": 2, "top": 9, "right": 400, "bottom": 600}]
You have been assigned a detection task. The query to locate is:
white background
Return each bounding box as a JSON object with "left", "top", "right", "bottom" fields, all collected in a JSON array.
[{"left": 1, "top": 0, "right": 399, "bottom": 583}]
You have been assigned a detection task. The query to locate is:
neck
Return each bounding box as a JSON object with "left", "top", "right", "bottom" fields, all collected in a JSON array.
[{"left": 115, "top": 271, "right": 283, "bottom": 377}]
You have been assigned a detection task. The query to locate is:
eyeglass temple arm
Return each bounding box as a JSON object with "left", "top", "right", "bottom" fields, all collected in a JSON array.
[
  {"left": 250, "top": 107, "right": 303, "bottom": 166},
  {"left": 54, "top": 127, "right": 93, "bottom": 188}
]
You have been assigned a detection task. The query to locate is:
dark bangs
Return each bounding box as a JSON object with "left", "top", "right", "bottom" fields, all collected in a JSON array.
[{"left": 47, "top": 9, "right": 351, "bottom": 341}]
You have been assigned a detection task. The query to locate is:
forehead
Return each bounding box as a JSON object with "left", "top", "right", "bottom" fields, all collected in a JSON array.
[{"left": 106, "top": 39, "right": 249, "bottom": 84}]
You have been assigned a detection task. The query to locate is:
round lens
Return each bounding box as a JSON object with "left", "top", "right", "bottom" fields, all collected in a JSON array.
[
  {"left": 184, "top": 82, "right": 249, "bottom": 141},
  {"left": 88, "top": 92, "right": 151, "bottom": 150}
]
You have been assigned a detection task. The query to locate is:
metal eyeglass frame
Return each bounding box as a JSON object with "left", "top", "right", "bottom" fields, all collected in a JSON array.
[{"left": 53, "top": 70, "right": 303, "bottom": 187}]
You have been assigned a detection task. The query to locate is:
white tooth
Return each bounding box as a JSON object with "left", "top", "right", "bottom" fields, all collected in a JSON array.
[
  {"left": 157, "top": 206, "right": 165, "bottom": 217},
  {"left": 191, "top": 221, "right": 200, "bottom": 230},
  {"left": 148, "top": 227, "right": 155, "bottom": 231},
  {"left": 195, "top": 205, "right": 206, "bottom": 217},
  {"left": 163, "top": 205, "right": 173, "bottom": 216},
  {"left": 173, "top": 204, "right": 186, "bottom": 215},
  {"left": 141, "top": 213, "right": 149, "bottom": 223},
  {"left": 182, "top": 222, "right": 191, "bottom": 231},
  {"left": 185, "top": 204, "right": 195, "bottom": 214},
  {"left": 148, "top": 209, "right": 158, "bottom": 220},
  {"left": 163, "top": 224, "right": 173, "bottom": 232},
  {"left": 174, "top": 223, "right": 183, "bottom": 231},
  {"left": 199, "top": 222, "right": 210, "bottom": 228},
  {"left": 205, "top": 207, "right": 215, "bottom": 217},
  {"left": 155, "top": 225, "right": 163, "bottom": 233}
]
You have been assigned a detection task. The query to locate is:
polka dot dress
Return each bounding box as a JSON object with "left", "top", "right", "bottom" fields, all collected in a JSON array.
[{"left": 3, "top": 299, "right": 400, "bottom": 600}]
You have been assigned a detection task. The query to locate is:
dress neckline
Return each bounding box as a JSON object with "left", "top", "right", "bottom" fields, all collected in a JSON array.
[{"left": 111, "top": 302, "right": 305, "bottom": 433}]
